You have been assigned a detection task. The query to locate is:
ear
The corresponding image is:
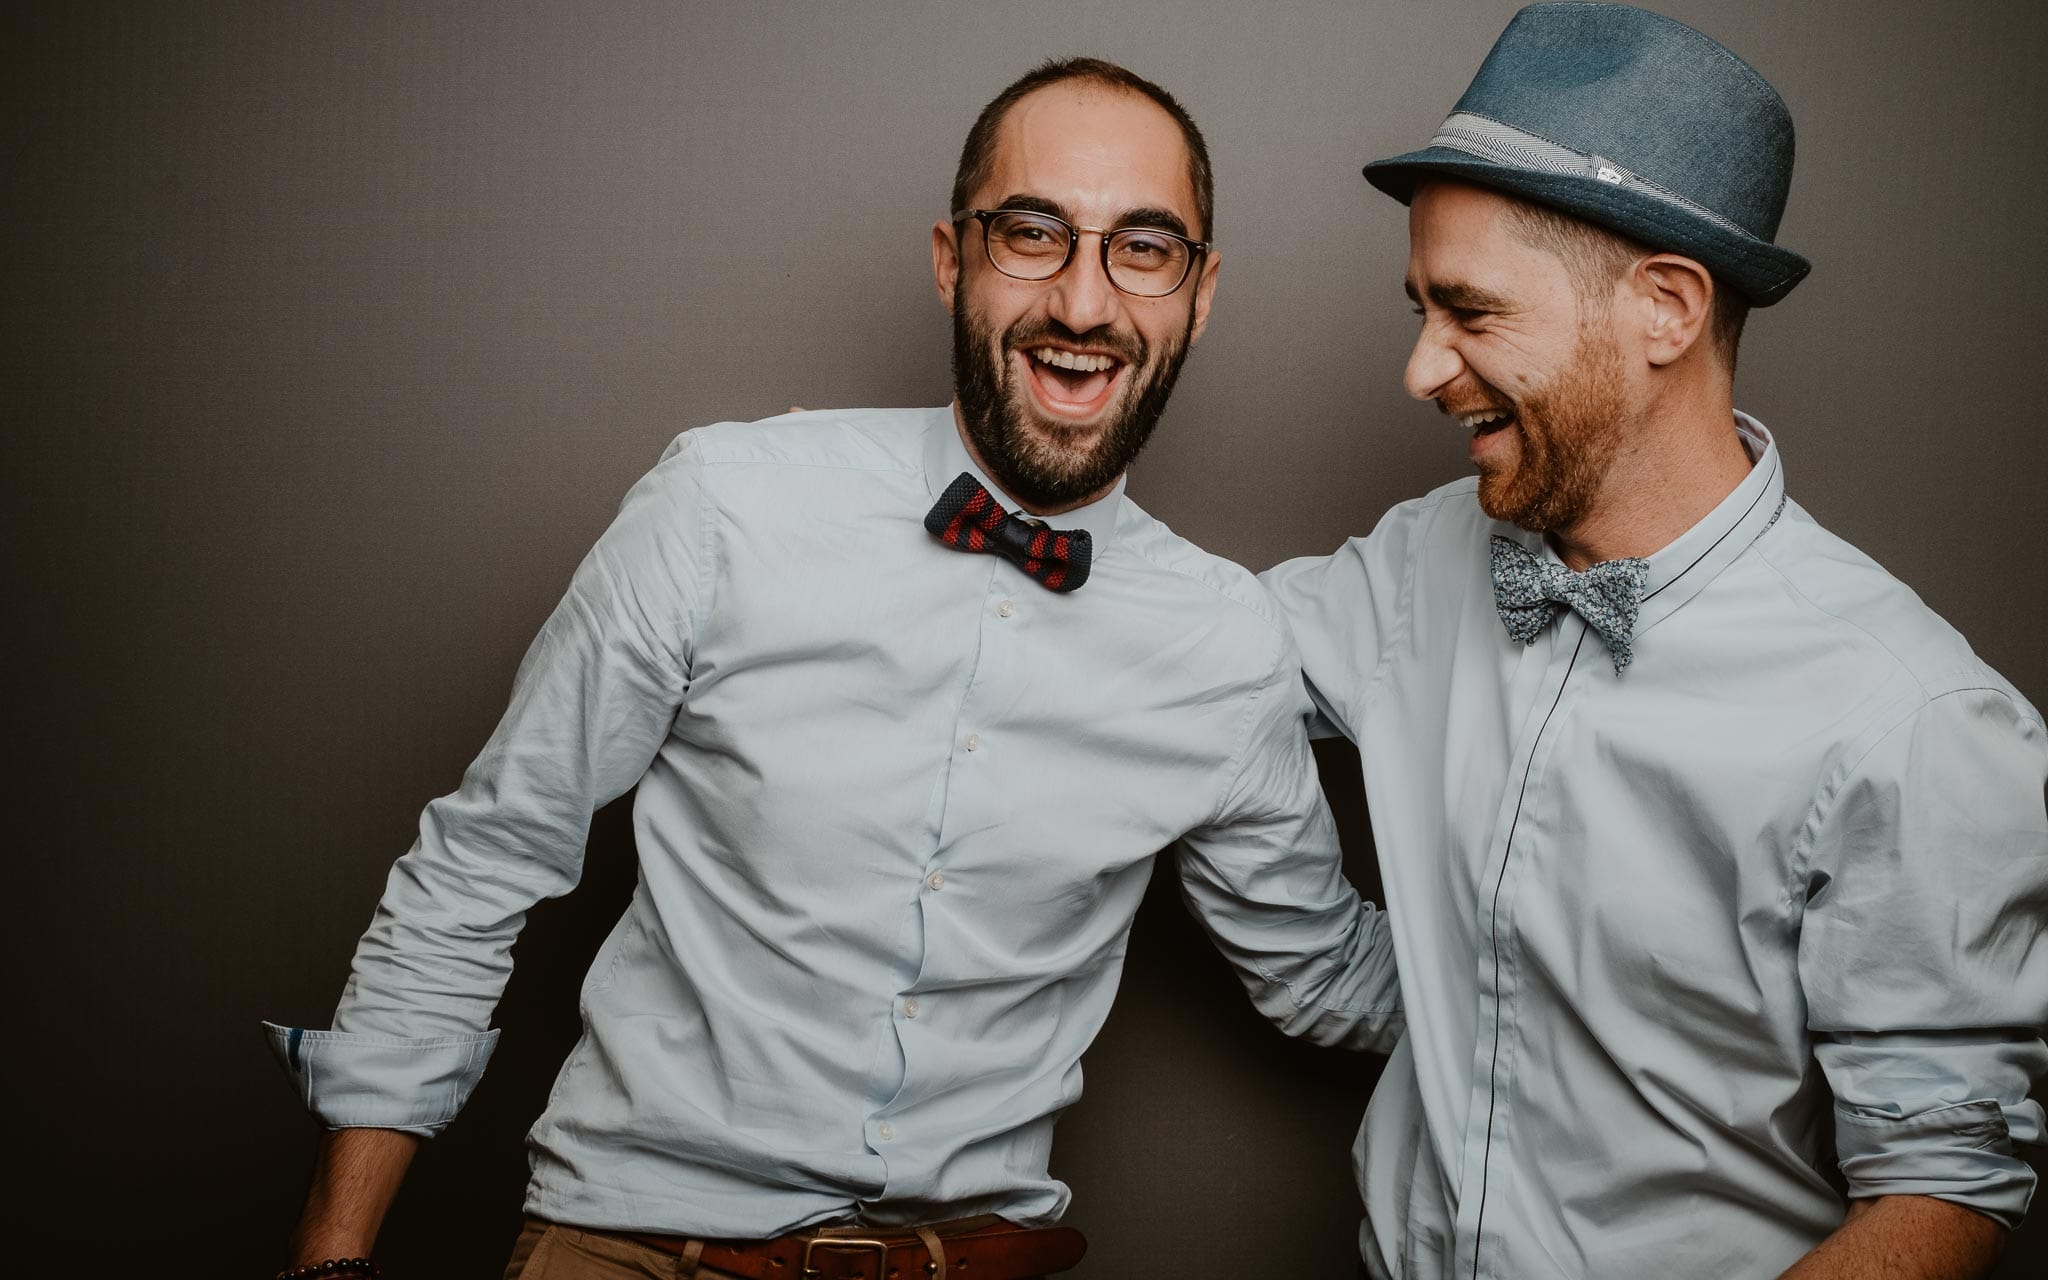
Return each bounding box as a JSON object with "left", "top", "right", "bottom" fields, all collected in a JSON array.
[
  {"left": 1187, "top": 247, "right": 1222, "bottom": 343},
  {"left": 1633, "top": 254, "right": 1714, "bottom": 367},
  {"left": 932, "top": 219, "right": 962, "bottom": 314}
]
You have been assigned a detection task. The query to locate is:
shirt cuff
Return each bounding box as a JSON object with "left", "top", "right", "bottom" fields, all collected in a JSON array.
[
  {"left": 263, "top": 1020, "right": 499, "bottom": 1137},
  {"left": 1834, "top": 1097, "right": 2037, "bottom": 1229}
]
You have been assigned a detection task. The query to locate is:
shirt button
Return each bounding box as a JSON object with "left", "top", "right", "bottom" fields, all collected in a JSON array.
[
  {"left": 964, "top": 733, "right": 980, "bottom": 752},
  {"left": 926, "top": 871, "right": 945, "bottom": 891},
  {"left": 902, "top": 997, "right": 920, "bottom": 1019},
  {"left": 997, "top": 600, "right": 1014, "bottom": 618},
  {"left": 876, "top": 1121, "right": 895, "bottom": 1142}
]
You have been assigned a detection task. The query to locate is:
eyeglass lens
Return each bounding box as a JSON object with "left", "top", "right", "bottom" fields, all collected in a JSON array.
[{"left": 981, "top": 211, "right": 1193, "bottom": 297}]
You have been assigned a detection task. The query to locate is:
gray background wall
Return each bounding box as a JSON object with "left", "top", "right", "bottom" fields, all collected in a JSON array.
[{"left": 6, "top": 1, "right": 2043, "bottom": 1275}]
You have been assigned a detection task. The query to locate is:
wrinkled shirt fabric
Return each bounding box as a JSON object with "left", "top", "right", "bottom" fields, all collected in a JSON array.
[
  {"left": 1262, "top": 415, "right": 2047, "bottom": 1279},
  {"left": 266, "top": 407, "right": 1401, "bottom": 1237}
]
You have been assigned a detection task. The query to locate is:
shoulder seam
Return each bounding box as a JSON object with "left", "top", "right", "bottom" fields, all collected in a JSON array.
[
  {"left": 685, "top": 416, "right": 927, "bottom": 476},
  {"left": 687, "top": 437, "right": 719, "bottom": 678},
  {"left": 696, "top": 452, "right": 919, "bottom": 477},
  {"left": 1751, "top": 538, "right": 1989, "bottom": 704},
  {"left": 1356, "top": 490, "right": 1458, "bottom": 712},
  {"left": 1786, "top": 684, "right": 2042, "bottom": 908},
  {"left": 1117, "top": 539, "right": 1285, "bottom": 638}
]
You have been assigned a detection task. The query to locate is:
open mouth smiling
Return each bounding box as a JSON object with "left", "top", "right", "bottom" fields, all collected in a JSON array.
[
  {"left": 1019, "top": 344, "right": 1129, "bottom": 418},
  {"left": 1458, "top": 406, "right": 1516, "bottom": 437}
]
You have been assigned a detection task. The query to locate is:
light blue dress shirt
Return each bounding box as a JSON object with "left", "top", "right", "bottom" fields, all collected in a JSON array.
[
  {"left": 266, "top": 406, "right": 1401, "bottom": 1237},
  {"left": 1263, "top": 415, "right": 2048, "bottom": 1279}
]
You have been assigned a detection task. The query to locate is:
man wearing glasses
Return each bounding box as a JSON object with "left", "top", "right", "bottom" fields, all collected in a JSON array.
[{"left": 266, "top": 57, "right": 1401, "bottom": 1280}]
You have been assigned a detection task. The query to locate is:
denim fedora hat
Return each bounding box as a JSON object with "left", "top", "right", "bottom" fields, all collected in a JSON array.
[{"left": 1364, "top": 3, "right": 1809, "bottom": 305}]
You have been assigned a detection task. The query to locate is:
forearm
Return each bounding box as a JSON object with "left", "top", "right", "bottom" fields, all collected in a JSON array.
[
  {"left": 288, "top": 1127, "right": 422, "bottom": 1264},
  {"left": 1777, "top": 1196, "right": 2005, "bottom": 1280}
]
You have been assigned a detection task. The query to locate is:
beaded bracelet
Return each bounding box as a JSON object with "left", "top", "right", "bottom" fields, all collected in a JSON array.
[{"left": 274, "top": 1258, "right": 380, "bottom": 1279}]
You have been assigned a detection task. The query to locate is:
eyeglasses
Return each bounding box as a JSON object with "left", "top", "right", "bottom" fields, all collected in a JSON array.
[{"left": 952, "top": 208, "right": 1209, "bottom": 298}]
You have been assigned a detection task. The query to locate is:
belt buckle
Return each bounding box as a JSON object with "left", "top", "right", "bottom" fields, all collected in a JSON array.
[{"left": 800, "top": 1235, "right": 892, "bottom": 1279}]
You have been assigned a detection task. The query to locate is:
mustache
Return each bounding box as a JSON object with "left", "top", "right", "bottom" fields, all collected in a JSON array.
[
  {"left": 1001, "top": 316, "right": 1146, "bottom": 367},
  {"left": 1434, "top": 386, "right": 1513, "bottom": 417}
]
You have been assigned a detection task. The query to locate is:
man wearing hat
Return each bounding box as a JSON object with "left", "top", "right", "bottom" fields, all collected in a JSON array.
[{"left": 1263, "top": 5, "right": 2047, "bottom": 1277}]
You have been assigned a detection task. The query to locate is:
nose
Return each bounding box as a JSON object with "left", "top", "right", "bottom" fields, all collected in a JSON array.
[
  {"left": 1403, "top": 315, "right": 1464, "bottom": 402},
  {"left": 1045, "top": 233, "right": 1120, "bottom": 335}
]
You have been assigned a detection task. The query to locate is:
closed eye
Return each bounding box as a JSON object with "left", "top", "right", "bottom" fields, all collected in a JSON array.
[
  {"left": 1424, "top": 280, "right": 1515, "bottom": 317},
  {"left": 1413, "top": 305, "right": 1486, "bottom": 323}
]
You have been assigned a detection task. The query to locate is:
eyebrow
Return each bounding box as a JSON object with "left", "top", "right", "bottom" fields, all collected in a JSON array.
[
  {"left": 993, "top": 194, "right": 1194, "bottom": 240},
  {"left": 1117, "top": 206, "right": 1193, "bottom": 239},
  {"left": 1405, "top": 279, "right": 1516, "bottom": 312}
]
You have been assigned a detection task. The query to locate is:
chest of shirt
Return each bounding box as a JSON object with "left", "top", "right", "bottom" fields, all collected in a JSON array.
[
  {"left": 657, "top": 466, "right": 1269, "bottom": 900},
  {"left": 1369, "top": 544, "right": 1910, "bottom": 1009}
]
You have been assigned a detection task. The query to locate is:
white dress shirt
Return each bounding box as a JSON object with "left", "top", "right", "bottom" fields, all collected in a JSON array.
[
  {"left": 1263, "top": 415, "right": 2047, "bottom": 1278},
  {"left": 266, "top": 406, "right": 1401, "bottom": 1237}
]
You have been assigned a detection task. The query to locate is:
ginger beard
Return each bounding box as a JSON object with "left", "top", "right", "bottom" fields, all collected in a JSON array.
[
  {"left": 952, "top": 293, "right": 1194, "bottom": 511},
  {"left": 1463, "top": 315, "right": 1632, "bottom": 534}
]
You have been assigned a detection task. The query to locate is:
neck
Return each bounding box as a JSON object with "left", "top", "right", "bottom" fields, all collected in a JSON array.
[{"left": 1549, "top": 379, "right": 1750, "bottom": 571}]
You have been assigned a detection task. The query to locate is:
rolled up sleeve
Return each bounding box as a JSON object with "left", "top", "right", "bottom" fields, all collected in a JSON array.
[
  {"left": 1798, "top": 688, "right": 2048, "bottom": 1228},
  {"left": 262, "top": 1020, "right": 500, "bottom": 1135},
  {"left": 265, "top": 432, "right": 708, "bottom": 1133}
]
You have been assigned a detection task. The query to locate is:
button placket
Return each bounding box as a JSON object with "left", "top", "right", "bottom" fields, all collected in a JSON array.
[{"left": 1459, "top": 628, "right": 1594, "bottom": 1270}]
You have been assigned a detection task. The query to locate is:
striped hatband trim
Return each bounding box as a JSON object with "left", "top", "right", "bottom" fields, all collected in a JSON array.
[{"left": 1427, "top": 111, "right": 1753, "bottom": 239}]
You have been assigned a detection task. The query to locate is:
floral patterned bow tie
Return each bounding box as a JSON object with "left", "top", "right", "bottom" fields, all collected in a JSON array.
[
  {"left": 926, "top": 472, "right": 1093, "bottom": 593},
  {"left": 1489, "top": 535, "right": 1649, "bottom": 671}
]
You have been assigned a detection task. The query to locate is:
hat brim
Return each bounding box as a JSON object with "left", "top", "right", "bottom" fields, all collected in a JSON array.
[{"left": 1364, "top": 147, "right": 1810, "bottom": 307}]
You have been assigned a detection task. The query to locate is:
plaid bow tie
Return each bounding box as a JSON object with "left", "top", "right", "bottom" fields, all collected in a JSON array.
[
  {"left": 1489, "top": 535, "right": 1649, "bottom": 670},
  {"left": 925, "top": 472, "right": 1093, "bottom": 593}
]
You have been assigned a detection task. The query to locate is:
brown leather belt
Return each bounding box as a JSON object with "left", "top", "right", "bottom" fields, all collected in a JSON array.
[{"left": 631, "top": 1218, "right": 1086, "bottom": 1280}]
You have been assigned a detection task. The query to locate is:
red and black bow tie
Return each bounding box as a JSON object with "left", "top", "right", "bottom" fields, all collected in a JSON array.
[{"left": 925, "top": 472, "right": 1093, "bottom": 593}]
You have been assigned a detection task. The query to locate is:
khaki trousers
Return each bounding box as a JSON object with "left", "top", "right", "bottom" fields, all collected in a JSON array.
[
  {"left": 503, "top": 1217, "right": 1048, "bottom": 1280},
  {"left": 503, "top": 1220, "right": 746, "bottom": 1280}
]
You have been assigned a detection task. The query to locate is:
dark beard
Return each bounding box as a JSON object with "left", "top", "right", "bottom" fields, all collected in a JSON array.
[
  {"left": 951, "top": 303, "right": 1192, "bottom": 510},
  {"left": 1477, "top": 322, "right": 1631, "bottom": 533}
]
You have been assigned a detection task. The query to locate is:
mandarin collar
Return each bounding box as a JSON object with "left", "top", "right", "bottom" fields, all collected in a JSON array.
[{"left": 922, "top": 404, "right": 1127, "bottom": 550}]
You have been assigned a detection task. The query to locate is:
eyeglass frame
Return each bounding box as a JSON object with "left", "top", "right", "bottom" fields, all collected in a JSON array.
[{"left": 950, "top": 207, "right": 1212, "bottom": 298}]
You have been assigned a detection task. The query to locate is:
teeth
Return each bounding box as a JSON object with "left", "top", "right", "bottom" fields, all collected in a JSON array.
[
  {"left": 1457, "top": 408, "right": 1512, "bottom": 429},
  {"left": 1032, "top": 349, "right": 1116, "bottom": 373}
]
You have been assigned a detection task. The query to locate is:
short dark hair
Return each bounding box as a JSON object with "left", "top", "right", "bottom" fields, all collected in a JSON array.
[
  {"left": 1502, "top": 197, "right": 1749, "bottom": 371},
  {"left": 951, "top": 56, "right": 1214, "bottom": 241}
]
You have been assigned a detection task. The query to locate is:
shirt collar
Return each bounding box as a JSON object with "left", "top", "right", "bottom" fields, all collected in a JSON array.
[
  {"left": 921, "top": 404, "right": 1127, "bottom": 550},
  {"left": 1632, "top": 412, "right": 1785, "bottom": 633}
]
